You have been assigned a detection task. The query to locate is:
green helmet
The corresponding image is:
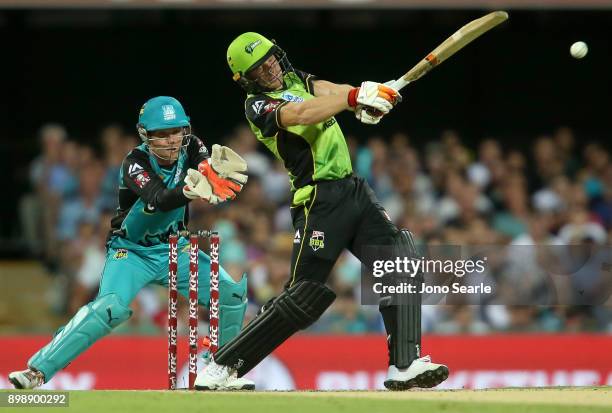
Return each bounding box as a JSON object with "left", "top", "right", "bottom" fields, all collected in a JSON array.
[{"left": 227, "top": 32, "right": 293, "bottom": 94}]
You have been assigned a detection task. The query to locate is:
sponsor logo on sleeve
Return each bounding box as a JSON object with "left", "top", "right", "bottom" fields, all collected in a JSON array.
[
  {"left": 280, "top": 92, "right": 304, "bottom": 103},
  {"left": 133, "top": 171, "right": 151, "bottom": 188},
  {"left": 263, "top": 101, "right": 280, "bottom": 114},
  {"left": 252, "top": 100, "right": 281, "bottom": 116},
  {"left": 128, "top": 163, "right": 144, "bottom": 177},
  {"left": 252, "top": 100, "right": 265, "bottom": 114}
]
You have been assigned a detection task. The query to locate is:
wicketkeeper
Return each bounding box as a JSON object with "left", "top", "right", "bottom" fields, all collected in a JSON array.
[
  {"left": 195, "top": 33, "right": 448, "bottom": 391},
  {"left": 9, "top": 96, "right": 254, "bottom": 391}
]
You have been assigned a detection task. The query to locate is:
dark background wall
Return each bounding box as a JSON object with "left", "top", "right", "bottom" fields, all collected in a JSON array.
[{"left": 2, "top": 8, "right": 611, "bottom": 238}]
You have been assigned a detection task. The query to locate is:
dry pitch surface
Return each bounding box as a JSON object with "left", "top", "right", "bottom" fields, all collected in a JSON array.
[{"left": 1, "top": 387, "right": 610, "bottom": 412}]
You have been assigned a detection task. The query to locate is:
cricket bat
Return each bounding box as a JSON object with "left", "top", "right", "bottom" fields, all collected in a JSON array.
[{"left": 390, "top": 11, "right": 509, "bottom": 91}]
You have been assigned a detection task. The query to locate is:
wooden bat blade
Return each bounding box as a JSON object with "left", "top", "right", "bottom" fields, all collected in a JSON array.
[{"left": 391, "top": 11, "right": 508, "bottom": 91}]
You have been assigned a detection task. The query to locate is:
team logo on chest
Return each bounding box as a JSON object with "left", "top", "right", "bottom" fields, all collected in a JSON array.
[{"left": 309, "top": 230, "right": 325, "bottom": 251}]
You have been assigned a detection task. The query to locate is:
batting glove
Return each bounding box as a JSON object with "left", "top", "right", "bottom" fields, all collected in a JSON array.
[{"left": 355, "top": 105, "right": 384, "bottom": 125}]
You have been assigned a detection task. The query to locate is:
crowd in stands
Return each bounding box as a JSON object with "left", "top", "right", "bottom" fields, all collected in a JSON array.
[{"left": 16, "top": 122, "right": 612, "bottom": 335}]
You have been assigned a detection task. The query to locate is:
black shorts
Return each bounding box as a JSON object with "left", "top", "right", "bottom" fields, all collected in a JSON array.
[{"left": 288, "top": 176, "right": 399, "bottom": 287}]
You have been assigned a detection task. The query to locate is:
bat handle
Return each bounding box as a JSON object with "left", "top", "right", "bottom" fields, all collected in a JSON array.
[
  {"left": 390, "top": 78, "right": 410, "bottom": 91},
  {"left": 363, "top": 78, "right": 409, "bottom": 117}
]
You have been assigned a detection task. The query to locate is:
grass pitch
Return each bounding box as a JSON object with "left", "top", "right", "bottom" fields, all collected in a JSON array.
[{"left": 2, "top": 387, "right": 611, "bottom": 413}]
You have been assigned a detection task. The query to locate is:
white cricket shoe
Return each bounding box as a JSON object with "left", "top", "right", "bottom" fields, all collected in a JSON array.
[
  {"left": 384, "top": 355, "right": 449, "bottom": 390},
  {"left": 194, "top": 360, "right": 255, "bottom": 391},
  {"left": 226, "top": 371, "right": 255, "bottom": 391},
  {"left": 8, "top": 369, "right": 45, "bottom": 390}
]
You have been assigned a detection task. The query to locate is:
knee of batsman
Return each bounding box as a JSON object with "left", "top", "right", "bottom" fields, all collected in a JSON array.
[
  {"left": 274, "top": 280, "right": 336, "bottom": 329},
  {"left": 90, "top": 293, "right": 133, "bottom": 328},
  {"left": 394, "top": 229, "right": 418, "bottom": 256}
]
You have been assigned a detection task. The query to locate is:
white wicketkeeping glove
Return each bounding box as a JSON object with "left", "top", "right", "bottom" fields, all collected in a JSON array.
[
  {"left": 183, "top": 169, "right": 221, "bottom": 205},
  {"left": 210, "top": 144, "right": 248, "bottom": 185}
]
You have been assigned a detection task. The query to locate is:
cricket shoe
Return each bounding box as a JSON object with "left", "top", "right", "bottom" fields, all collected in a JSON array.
[
  {"left": 384, "top": 355, "right": 449, "bottom": 390},
  {"left": 8, "top": 369, "right": 45, "bottom": 390},
  {"left": 194, "top": 360, "right": 255, "bottom": 391}
]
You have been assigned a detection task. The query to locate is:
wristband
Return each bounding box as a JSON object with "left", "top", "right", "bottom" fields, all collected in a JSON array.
[{"left": 347, "top": 88, "right": 360, "bottom": 107}]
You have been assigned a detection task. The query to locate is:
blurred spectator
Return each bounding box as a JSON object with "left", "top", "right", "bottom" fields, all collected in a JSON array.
[
  {"left": 56, "top": 161, "right": 105, "bottom": 241},
  {"left": 15, "top": 122, "right": 612, "bottom": 334},
  {"left": 314, "top": 287, "right": 370, "bottom": 334},
  {"left": 227, "top": 125, "right": 271, "bottom": 178},
  {"left": 433, "top": 305, "right": 490, "bottom": 334},
  {"left": 554, "top": 127, "right": 579, "bottom": 178},
  {"left": 99, "top": 124, "right": 128, "bottom": 210},
  {"left": 19, "top": 124, "right": 69, "bottom": 261}
]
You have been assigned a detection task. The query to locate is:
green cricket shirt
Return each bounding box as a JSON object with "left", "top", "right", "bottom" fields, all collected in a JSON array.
[{"left": 244, "top": 70, "right": 353, "bottom": 206}]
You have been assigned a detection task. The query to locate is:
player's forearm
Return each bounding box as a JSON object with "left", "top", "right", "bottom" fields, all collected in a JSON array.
[
  {"left": 280, "top": 94, "right": 349, "bottom": 126},
  {"left": 154, "top": 187, "right": 191, "bottom": 212},
  {"left": 135, "top": 179, "right": 191, "bottom": 212},
  {"left": 312, "top": 80, "right": 354, "bottom": 97}
]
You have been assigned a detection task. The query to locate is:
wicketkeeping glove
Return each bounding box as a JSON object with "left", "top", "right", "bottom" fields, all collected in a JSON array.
[
  {"left": 197, "top": 160, "right": 243, "bottom": 201},
  {"left": 210, "top": 144, "right": 248, "bottom": 185},
  {"left": 183, "top": 169, "right": 221, "bottom": 205}
]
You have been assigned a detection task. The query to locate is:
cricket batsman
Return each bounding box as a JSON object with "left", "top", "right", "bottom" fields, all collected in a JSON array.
[
  {"left": 9, "top": 96, "right": 254, "bottom": 390},
  {"left": 195, "top": 33, "right": 448, "bottom": 390}
]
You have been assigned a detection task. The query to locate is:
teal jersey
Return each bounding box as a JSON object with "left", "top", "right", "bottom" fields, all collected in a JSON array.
[{"left": 109, "top": 136, "right": 209, "bottom": 247}]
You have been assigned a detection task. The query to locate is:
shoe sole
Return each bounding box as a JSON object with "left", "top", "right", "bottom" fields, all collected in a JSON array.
[
  {"left": 384, "top": 365, "right": 449, "bottom": 391},
  {"left": 8, "top": 375, "right": 24, "bottom": 390},
  {"left": 194, "top": 384, "right": 255, "bottom": 391}
]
